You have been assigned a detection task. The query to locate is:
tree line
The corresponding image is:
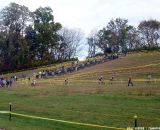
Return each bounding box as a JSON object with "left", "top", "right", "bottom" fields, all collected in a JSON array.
[
  {"left": 0, "top": 3, "right": 84, "bottom": 72},
  {"left": 0, "top": 3, "right": 160, "bottom": 72},
  {"left": 87, "top": 18, "right": 160, "bottom": 57}
]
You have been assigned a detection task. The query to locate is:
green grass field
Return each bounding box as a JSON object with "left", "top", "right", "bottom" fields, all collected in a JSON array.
[{"left": 0, "top": 52, "right": 160, "bottom": 130}]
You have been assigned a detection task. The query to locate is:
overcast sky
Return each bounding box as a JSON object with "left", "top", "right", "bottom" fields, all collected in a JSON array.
[
  {"left": 0, "top": 0, "right": 160, "bottom": 35},
  {"left": 0, "top": 0, "right": 160, "bottom": 59}
]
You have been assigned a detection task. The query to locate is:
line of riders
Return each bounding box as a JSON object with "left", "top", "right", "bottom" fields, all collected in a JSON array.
[
  {"left": 33, "top": 57, "right": 117, "bottom": 79},
  {"left": 0, "top": 55, "right": 114, "bottom": 87},
  {"left": 29, "top": 54, "right": 119, "bottom": 86},
  {"left": 97, "top": 73, "right": 153, "bottom": 86},
  {"left": 0, "top": 72, "right": 153, "bottom": 88}
]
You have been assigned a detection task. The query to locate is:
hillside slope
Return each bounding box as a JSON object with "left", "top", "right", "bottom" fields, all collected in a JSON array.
[
  {"left": 0, "top": 51, "right": 160, "bottom": 130},
  {"left": 51, "top": 51, "right": 160, "bottom": 82}
]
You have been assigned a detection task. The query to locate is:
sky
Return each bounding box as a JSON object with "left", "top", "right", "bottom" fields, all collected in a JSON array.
[{"left": 0, "top": 0, "right": 160, "bottom": 59}]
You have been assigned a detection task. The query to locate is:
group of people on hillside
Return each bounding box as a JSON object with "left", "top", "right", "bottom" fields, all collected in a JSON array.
[
  {"left": 30, "top": 71, "right": 155, "bottom": 87},
  {"left": 32, "top": 57, "right": 113, "bottom": 80},
  {"left": 98, "top": 75, "right": 115, "bottom": 85},
  {"left": 97, "top": 73, "right": 153, "bottom": 87},
  {"left": 0, "top": 54, "right": 154, "bottom": 88},
  {"left": 0, "top": 56, "right": 118, "bottom": 88},
  {"left": 127, "top": 73, "right": 153, "bottom": 86},
  {"left": 29, "top": 71, "right": 153, "bottom": 87},
  {"left": 0, "top": 76, "right": 17, "bottom": 87}
]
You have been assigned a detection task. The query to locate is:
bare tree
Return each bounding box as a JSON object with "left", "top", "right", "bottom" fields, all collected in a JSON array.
[
  {"left": 58, "top": 27, "right": 84, "bottom": 60},
  {"left": 125, "top": 26, "right": 141, "bottom": 50},
  {"left": 138, "top": 19, "right": 160, "bottom": 47},
  {"left": 87, "top": 29, "right": 98, "bottom": 58}
]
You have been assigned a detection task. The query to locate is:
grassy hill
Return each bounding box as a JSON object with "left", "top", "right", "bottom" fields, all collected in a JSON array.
[
  {"left": 36, "top": 51, "right": 160, "bottom": 84},
  {"left": 0, "top": 51, "right": 160, "bottom": 130}
]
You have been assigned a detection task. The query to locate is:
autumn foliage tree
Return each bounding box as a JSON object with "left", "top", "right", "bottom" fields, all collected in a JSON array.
[
  {"left": 0, "top": 3, "right": 83, "bottom": 72},
  {"left": 87, "top": 18, "right": 160, "bottom": 57}
]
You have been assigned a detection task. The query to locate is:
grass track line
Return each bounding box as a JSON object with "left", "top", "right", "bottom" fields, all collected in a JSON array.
[{"left": 68, "top": 62, "right": 160, "bottom": 78}]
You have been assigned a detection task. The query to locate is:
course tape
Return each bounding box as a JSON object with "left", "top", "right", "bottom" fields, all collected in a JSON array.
[{"left": 0, "top": 111, "right": 126, "bottom": 130}]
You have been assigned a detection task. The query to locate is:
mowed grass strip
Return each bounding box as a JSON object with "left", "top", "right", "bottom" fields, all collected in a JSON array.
[{"left": 0, "top": 82, "right": 160, "bottom": 130}]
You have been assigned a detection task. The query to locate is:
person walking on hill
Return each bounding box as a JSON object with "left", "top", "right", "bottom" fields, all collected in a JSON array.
[
  {"left": 128, "top": 76, "right": 133, "bottom": 87},
  {"left": 9, "top": 78, "right": 13, "bottom": 87},
  {"left": 31, "top": 79, "right": 36, "bottom": 86},
  {"left": 147, "top": 73, "right": 152, "bottom": 83},
  {"left": 0, "top": 79, "right": 2, "bottom": 87},
  {"left": 64, "top": 78, "right": 68, "bottom": 86},
  {"left": 98, "top": 75, "right": 105, "bottom": 85},
  {"left": 109, "top": 75, "right": 114, "bottom": 85},
  {"left": 6, "top": 78, "right": 10, "bottom": 87}
]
